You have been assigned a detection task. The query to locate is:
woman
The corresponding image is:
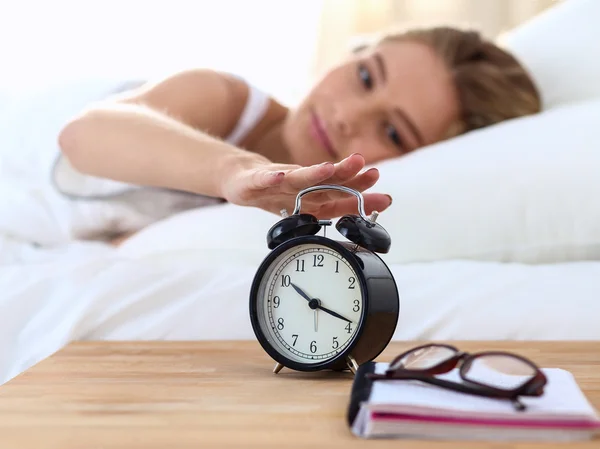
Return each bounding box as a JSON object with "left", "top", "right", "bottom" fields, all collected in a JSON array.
[{"left": 55, "top": 26, "right": 541, "bottom": 244}]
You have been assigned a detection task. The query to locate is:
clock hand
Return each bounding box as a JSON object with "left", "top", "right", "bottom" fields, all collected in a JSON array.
[
  {"left": 290, "top": 282, "right": 352, "bottom": 324},
  {"left": 290, "top": 282, "right": 312, "bottom": 303},
  {"left": 316, "top": 303, "right": 353, "bottom": 324},
  {"left": 291, "top": 282, "right": 320, "bottom": 331}
]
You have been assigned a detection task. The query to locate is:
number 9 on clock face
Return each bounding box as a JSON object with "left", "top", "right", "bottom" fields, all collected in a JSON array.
[{"left": 249, "top": 239, "right": 365, "bottom": 370}]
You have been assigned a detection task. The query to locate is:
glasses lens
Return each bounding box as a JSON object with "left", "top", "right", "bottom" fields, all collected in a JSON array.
[
  {"left": 463, "top": 354, "right": 537, "bottom": 391},
  {"left": 390, "top": 345, "right": 457, "bottom": 371}
]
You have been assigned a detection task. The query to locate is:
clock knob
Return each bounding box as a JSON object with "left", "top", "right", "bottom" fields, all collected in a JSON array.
[
  {"left": 266, "top": 213, "right": 321, "bottom": 249},
  {"left": 335, "top": 214, "right": 391, "bottom": 253}
]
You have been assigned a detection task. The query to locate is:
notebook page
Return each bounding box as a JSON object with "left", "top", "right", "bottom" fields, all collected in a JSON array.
[{"left": 368, "top": 363, "right": 599, "bottom": 421}]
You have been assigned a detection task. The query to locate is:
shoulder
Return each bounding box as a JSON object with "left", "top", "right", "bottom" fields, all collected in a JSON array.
[{"left": 111, "top": 69, "right": 256, "bottom": 139}]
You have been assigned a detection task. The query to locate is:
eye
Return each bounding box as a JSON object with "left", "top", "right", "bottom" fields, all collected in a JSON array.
[
  {"left": 357, "top": 63, "right": 373, "bottom": 90},
  {"left": 385, "top": 123, "right": 403, "bottom": 149}
]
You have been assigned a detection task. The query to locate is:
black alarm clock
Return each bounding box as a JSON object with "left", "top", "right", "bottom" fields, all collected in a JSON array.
[{"left": 249, "top": 185, "right": 400, "bottom": 375}]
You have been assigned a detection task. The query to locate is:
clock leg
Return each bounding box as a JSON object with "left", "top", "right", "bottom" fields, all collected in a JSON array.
[
  {"left": 346, "top": 355, "right": 359, "bottom": 374},
  {"left": 273, "top": 363, "right": 285, "bottom": 374}
]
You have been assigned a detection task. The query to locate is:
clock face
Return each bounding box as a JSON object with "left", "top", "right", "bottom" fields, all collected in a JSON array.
[{"left": 253, "top": 241, "right": 364, "bottom": 366}]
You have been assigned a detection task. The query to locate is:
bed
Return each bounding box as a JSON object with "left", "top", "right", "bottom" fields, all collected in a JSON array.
[
  {"left": 1, "top": 0, "right": 600, "bottom": 384},
  {"left": 1, "top": 196, "right": 600, "bottom": 385}
]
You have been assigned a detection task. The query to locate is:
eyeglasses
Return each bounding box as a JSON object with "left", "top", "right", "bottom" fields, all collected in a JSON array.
[{"left": 366, "top": 343, "right": 547, "bottom": 411}]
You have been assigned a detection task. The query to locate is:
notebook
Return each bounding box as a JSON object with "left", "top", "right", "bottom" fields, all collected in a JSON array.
[{"left": 347, "top": 362, "right": 600, "bottom": 442}]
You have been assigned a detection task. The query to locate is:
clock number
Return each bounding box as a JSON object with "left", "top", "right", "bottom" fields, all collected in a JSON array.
[
  {"left": 345, "top": 322, "right": 353, "bottom": 334},
  {"left": 335, "top": 260, "right": 339, "bottom": 273},
  {"left": 273, "top": 296, "right": 281, "bottom": 308},
  {"left": 292, "top": 334, "right": 298, "bottom": 346},
  {"left": 277, "top": 318, "right": 284, "bottom": 330},
  {"left": 332, "top": 336, "right": 339, "bottom": 349},
  {"left": 353, "top": 299, "right": 360, "bottom": 312},
  {"left": 310, "top": 340, "right": 317, "bottom": 353},
  {"left": 295, "top": 259, "right": 305, "bottom": 272},
  {"left": 348, "top": 277, "right": 356, "bottom": 289},
  {"left": 313, "top": 254, "right": 324, "bottom": 267},
  {"left": 281, "top": 275, "right": 291, "bottom": 287}
]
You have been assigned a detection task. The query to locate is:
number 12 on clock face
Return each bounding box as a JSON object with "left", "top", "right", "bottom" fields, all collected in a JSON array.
[{"left": 293, "top": 253, "right": 332, "bottom": 272}]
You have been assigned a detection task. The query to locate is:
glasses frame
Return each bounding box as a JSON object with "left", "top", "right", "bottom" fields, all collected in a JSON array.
[{"left": 366, "top": 343, "right": 548, "bottom": 411}]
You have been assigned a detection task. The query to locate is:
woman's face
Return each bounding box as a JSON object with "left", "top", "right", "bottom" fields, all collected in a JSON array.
[{"left": 282, "top": 40, "right": 460, "bottom": 167}]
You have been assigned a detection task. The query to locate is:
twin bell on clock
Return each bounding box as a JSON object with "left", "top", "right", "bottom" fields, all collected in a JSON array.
[{"left": 249, "top": 184, "right": 400, "bottom": 375}]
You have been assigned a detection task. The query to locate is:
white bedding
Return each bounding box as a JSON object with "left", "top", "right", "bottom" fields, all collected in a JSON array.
[{"left": 1, "top": 229, "right": 600, "bottom": 385}]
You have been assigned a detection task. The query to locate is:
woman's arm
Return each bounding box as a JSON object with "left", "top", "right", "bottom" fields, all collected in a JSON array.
[
  {"left": 58, "top": 69, "right": 262, "bottom": 198},
  {"left": 58, "top": 69, "right": 392, "bottom": 218}
]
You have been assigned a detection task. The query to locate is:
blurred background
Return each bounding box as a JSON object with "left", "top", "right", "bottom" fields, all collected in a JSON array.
[{"left": 0, "top": 0, "right": 557, "bottom": 105}]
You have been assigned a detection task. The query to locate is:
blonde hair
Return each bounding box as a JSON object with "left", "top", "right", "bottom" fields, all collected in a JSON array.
[{"left": 368, "top": 26, "right": 542, "bottom": 138}]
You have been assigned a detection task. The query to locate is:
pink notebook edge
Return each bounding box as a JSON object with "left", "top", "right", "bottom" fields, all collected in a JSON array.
[{"left": 371, "top": 411, "right": 600, "bottom": 430}]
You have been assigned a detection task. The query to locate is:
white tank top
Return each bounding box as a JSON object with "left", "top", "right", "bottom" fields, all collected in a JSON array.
[{"left": 50, "top": 77, "right": 271, "bottom": 238}]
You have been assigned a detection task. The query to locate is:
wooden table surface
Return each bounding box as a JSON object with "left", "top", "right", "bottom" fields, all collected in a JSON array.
[{"left": 0, "top": 340, "right": 598, "bottom": 449}]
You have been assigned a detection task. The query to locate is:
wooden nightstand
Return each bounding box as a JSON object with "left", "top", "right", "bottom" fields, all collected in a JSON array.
[{"left": 0, "top": 341, "right": 598, "bottom": 448}]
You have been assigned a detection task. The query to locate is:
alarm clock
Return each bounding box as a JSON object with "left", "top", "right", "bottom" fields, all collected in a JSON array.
[{"left": 249, "top": 185, "right": 400, "bottom": 375}]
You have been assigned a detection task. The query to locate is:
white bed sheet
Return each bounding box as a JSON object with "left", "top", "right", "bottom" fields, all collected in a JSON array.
[{"left": 1, "top": 241, "right": 599, "bottom": 385}]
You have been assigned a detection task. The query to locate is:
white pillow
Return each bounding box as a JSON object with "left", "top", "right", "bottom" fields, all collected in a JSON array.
[
  {"left": 499, "top": 0, "right": 600, "bottom": 110},
  {"left": 371, "top": 98, "right": 600, "bottom": 264},
  {"left": 118, "top": 201, "right": 284, "bottom": 264},
  {"left": 119, "top": 98, "right": 600, "bottom": 265}
]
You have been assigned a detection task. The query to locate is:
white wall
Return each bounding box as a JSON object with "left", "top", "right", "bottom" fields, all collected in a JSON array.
[{"left": 0, "top": 0, "right": 323, "bottom": 105}]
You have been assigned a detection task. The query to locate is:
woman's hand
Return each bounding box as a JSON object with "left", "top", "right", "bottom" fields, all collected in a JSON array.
[{"left": 220, "top": 153, "right": 392, "bottom": 219}]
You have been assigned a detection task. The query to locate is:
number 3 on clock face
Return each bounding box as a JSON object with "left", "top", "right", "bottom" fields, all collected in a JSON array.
[{"left": 250, "top": 239, "right": 366, "bottom": 371}]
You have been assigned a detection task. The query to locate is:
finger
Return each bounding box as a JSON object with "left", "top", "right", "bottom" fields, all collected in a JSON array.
[
  {"left": 299, "top": 167, "right": 380, "bottom": 204},
  {"left": 315, "top": 193, "right": 393, "bottom": 219},
  {"left": 250, "top": 170, "right": 286, "bottom": 190},
  {"left": 256, "top": 162, "right": 334, "bottom": 200},
  {"left": 326, "top": 153, "right": 366, "bottom": 184},
  {"left": 326, "top": 168, "right": 380, "bottom": 200},
  {"left": 282, "top": 162, "right": 335, "bottom": 191},
  {"left": 362, "top": 192, "right": 394, "bottom": 215},
  {"left": 343, "top": 167, "right": 380, "bottom": 191}
]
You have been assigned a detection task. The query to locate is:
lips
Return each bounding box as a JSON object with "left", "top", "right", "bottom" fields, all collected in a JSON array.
[{"left": 309, "top": 110, "right": 337, "bottom": 159}]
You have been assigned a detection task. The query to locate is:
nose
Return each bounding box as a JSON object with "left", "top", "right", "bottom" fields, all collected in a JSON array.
[{"left": 331, "top": 99, "right": 364, "bottom": 137}]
